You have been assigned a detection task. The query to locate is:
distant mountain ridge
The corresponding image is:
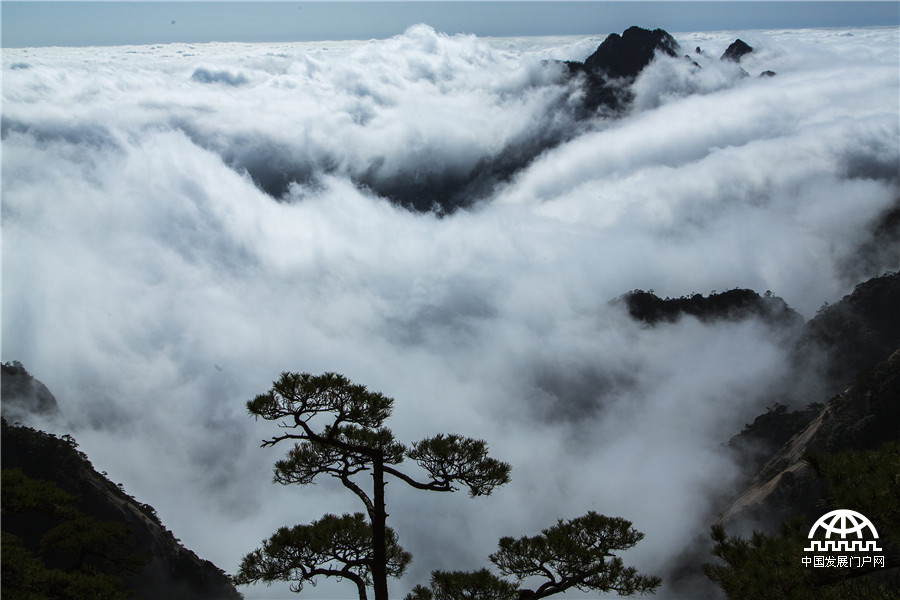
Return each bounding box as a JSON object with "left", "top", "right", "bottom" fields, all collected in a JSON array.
[
  {"left": 616, "top": 287, "right": 802, "bottom": 328},
  {"left": 221, "top": 25, "right": 768, "bottom": 213},
  {"left": 619, "top": 272, "right": 900, "bottom": 393},
  {"left": 563, "top": 26, "right": 768, "bottom": 115},
  {"left": 615, "top": 272, "right": 899, "bottom": 514}
]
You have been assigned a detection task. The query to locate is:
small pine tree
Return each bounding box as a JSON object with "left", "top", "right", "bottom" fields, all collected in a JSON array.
[{"left": 406, "top": 511, "right": 661, "bottom": 599}]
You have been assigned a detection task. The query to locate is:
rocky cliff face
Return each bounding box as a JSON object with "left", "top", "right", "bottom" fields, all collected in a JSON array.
[
  {"left": 719, "top": 349, "right": 900, "bottom": 531},
  {"left": 584, "top": 26, "right": 681, "bottom": 79},
  {"left": 717, "top": 271, "right": 900, "bottom": 533},
  {"left": 1, "top": 376, "right": 243, "bottom": 600},
  {"left": 653, "top": 271, "right": 900, "bottom": 596}
]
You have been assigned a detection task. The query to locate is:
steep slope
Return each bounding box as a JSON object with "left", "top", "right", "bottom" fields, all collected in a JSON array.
[
  {"left": 1, "top": 411, "right": 242, "bottom": 599},
  {"left": 719, "top": 349, "right": 900, "bottom": 529},
  {"left": 607, "top": 273, "right": 899, "bottom": 597},
  {"left": 717, "top": 272, "right": 900, "bottom": 528},
  {"left": 797, "top": 271, "right": 900, "bottom": 393}
]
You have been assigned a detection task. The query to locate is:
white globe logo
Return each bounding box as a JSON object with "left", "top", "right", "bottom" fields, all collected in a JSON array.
[
  {"left": 810, "top": 509, "right": 877, "bottom": 539},
  {"left": 804, "top": 509, "right": 882, "bottom": 552}
]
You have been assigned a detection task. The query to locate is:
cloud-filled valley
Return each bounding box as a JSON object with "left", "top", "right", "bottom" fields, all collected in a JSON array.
[{"left": 2, "top": 24, "right": 898, "bottom": 598}]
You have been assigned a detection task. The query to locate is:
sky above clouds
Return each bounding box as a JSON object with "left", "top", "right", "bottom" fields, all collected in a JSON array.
[
  {"left": 2, "top": 1, "right": 899, "bottom": 47},
  {"left": 2, "top": 8, "right": 899, "bottom": 600}
]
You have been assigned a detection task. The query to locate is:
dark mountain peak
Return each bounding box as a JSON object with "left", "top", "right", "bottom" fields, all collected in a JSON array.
[
  {"left": 584, "top": 26, "right": 681, "bottom": 80},
  {"left": 564, "top": 26, "right": 682, "bottom": 114},
  {"left": 721, "top": 39, "right": 753, "bottom": 62}
]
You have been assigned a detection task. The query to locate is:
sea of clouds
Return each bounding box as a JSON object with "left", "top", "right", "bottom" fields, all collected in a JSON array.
[{"left": 2, "top": 25, "right": 898, "bottom": 598}]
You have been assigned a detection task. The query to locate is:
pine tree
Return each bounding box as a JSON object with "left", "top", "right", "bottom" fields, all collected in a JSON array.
[{"left": 237, "top": 372, "right": 511, "bottom": 600}]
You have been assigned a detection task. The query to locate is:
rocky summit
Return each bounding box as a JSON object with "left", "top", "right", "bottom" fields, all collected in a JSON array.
[
  {"left": 566, "top": 26, "right": 681, "bottom": 113},
  {"left": 721, "top": 38, "right": 754, "bottom": 62}
]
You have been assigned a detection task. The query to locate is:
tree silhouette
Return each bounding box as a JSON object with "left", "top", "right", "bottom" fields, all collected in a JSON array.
[
  {"left": 237, "top": 372, "right": 511, "bottom": 600},
  {"left": 407, "top": 511, "right": 661, "bottom": 600},
  {"left": 235, "top": 513, "right": 410, "bottom": 600},
  {"left": 406, "top": 568, "right": 519, "bottom": 600}
]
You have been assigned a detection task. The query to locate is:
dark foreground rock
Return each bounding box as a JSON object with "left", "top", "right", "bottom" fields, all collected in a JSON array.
[{"left": 1, "top": 416, "right": 243, "bottom": 600}]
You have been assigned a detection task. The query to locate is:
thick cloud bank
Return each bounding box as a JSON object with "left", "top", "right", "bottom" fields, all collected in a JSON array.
[{"left": 3, "top": 25, "right": 898, "bottom": 598}]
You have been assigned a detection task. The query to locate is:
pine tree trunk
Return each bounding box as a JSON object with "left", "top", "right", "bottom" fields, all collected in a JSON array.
[{"left": 372, "top": 455, "right": 389, "bottom": 600}]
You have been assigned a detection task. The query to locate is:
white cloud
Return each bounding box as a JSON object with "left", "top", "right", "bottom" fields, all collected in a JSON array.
[{"left": 2, "top": 25, "right": 898, "bottom": 598}]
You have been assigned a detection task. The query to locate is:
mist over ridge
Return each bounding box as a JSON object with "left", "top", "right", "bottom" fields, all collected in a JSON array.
[{"left": 2, "top": 23, "right": 898, "bottom": 598}]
